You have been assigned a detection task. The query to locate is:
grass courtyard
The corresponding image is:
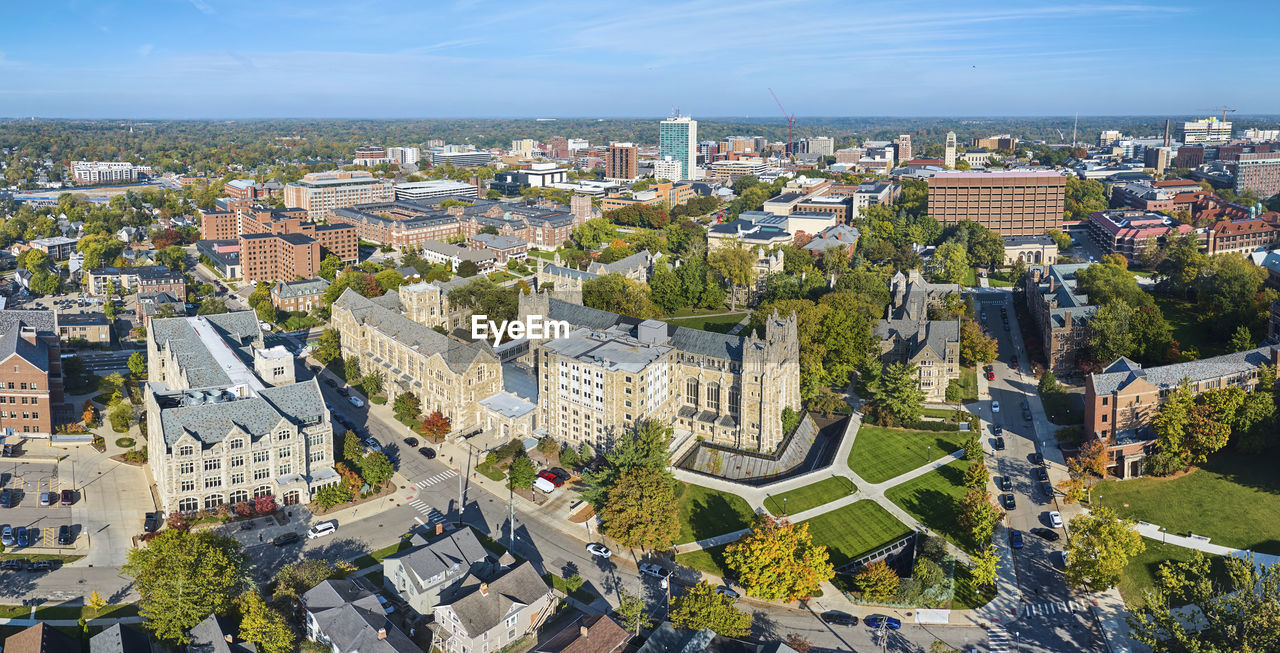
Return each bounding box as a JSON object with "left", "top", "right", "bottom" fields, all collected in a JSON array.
[
  {"left": 884, "top": 458, "right": 978, "bottom": 553},
  {"left": 763, "top": 476, "right": 857, "bottom": 516},
  {"left": 1118, "top": 538, "right": 1229, "bottom": 608},
  {"left": 667, "top": 312, "right": 748, "bottom": 334},
  {"left": 802, "top": 500, "right": 913, "bottom": 568},
  {"left": 1153, "top": 295, "right": 1225, "bottom": 358},
  {"left": 675, "top": 482, "right": 757, "bottom": 545},
  {"left": 953, "top": 366, "right": 978, "bottom": 402},
  {"left": 1092, "top": 450, "right": 1280, "bottom": 555},
  {"left": 848, "top": 426, "right": 970, "bottom": 484}
]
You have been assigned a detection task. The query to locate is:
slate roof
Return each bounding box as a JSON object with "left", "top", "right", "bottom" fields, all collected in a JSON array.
[
  {"left": 273, "top": 278, "right": 330, "bottom": 299},
  {"left": 302, "top": 580, "right": 418, "bottom": 653},
  {"left": 332, "top": 288, "right": 495, "bottom": 374},
  {"left": 437, "top": 561, "right": 549, "bottom": 638},
  {"left": 90, "top": 624, "right": 151, "bottom": 653},
  {"left": 158, "top": 379, "right": 325, "bottom": 447},
  {"left": 1091, "top": 346, "right": 1279, "bottom": 395},
  {"left": 471, "top": 233, "right": 527, "bottom": 251},
  {"left": 544, "top": 298, "right": 744, "bottom": 361},
  {"left": 0, "top": 309, "right": 57, "bottom": 334},
  {"left": 187, "top": 615, "right": 256, "bottom": 653},
  {"left": 384, "top": 528, "right": 489, "bottom": 596},
  {"left": 876, "top": 318, "right": 959, "bottom": 360},
  {"left": 588, "top": 249, "right": 656, "bottom": 276},
  {"left": 150, "top": 313, "right": 261, "bottom": 389},
  {"left": 802, "top": 224, "right": 861, "bottom": 252},
  {"left": 542, "top": 264, "right": 598, "bottom": 282},
  {"left": 535, "top": 614, "right": 630, "bottom": 653},
  {"left": 4, "top": 623, "right": 80, "bottom": 653}
]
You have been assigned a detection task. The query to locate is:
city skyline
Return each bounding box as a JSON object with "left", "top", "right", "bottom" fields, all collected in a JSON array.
[{"left": 1, "top": 0, "right": 1276, "bottom": 119}]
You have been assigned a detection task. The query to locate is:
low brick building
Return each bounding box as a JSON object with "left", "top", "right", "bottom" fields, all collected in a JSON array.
[
  {"left": 272, "top": 279, "right": 330, "bottom": 313},
  {"left": 1204, "top": 218, "right": 1277, "bottom": 255},
  {"left": 1087, "top": 210, "right": 1194, "bottom": 262}
]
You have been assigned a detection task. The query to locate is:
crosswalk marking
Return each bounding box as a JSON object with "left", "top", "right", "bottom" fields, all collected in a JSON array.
[
  {"left": 407, "top": 500, "right": 447, "bottom": 525},
  {"left": 1022, "top": 600, "right": 1079, "bottom": 617},
  {"left": 987, "top": 624, "right": 1012, "bottom": 652},
  {"left": 414, "top": 470, "right": 457, "bottom": 489}
]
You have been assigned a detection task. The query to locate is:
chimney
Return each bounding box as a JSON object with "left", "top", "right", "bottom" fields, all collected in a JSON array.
[
  {"left": 435, "top": 522, "right": 444, "bottom": 535},
  {"left": 479, "top": 583, "right": 489, "bottom": 597},
  {"left": 1064, "top": 311, "right": 1072, "bottom": 329},
  {"left": 377, "top": 628, "right": 387, "bottom": 641},
  {"left": 19, "top": 326, "right": 36, "bottom": 346},
  {"left": 579, "top": 625, "right": 590, "bottom": 639}
]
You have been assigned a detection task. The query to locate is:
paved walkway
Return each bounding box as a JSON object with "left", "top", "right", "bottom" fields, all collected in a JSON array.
[{"left": 1133, "top": 522, "right": 1280, "bottom": 566}]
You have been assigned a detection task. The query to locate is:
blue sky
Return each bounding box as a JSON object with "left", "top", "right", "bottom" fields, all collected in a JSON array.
[{"left": 0, "top": 0, "right": 1275, "bottom": 118}]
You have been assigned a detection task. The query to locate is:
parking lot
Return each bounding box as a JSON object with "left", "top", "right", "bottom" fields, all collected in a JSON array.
[{"left": 0, "top": 461, "right": 79, "bottom": 550}]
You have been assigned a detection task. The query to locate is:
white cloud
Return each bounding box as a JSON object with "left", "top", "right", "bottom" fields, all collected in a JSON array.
[
  {"left": 188, "top": 0, "right": 215, "bottom": 15},
  {"left": 138, "top": 44, "right": 154, "bottom": 56}
]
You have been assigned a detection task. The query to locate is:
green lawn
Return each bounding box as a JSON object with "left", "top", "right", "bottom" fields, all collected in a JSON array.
[
  {"left": 667, "top": 312, "right": 748, "bottom": 334},
  {"left": 848, "top": 426, "right": 970, "bottom": 484},
  {"left": 352, "top": 536, "right": 414, "bottom": 569},
  {"left": 1118, "top": 539, "right": 1229, "bottom": 609},
  {"left": 952, "top": 366, "right": 978, "bottom": 402},
  {"left": 987, "top": 277, "right": 1014, "bottom": 288},
  {"left": 763, "top": 476, "right": 857, "bottom": 516},
  {"left": 676, "top": 483, "right": 757, "bottom": 545},
  {"left": 1040, "top": 389, "right": 1084, "bottom": 425},
  {"left": 802, "top": 500, "right": 912, "bottom": 567},
  {"left": 1154, "top": 295, "right": 1224, "bottom": 358},
  {"left": 676, "top": 543, "right": 732, "bottom": 578},
  {"left": 961, "top": 267, "right": 978, "bottom": 286},
  {"left": 885, "top": 458, "right": 978, "bottom": 554},
  {"left": 953, "top": 563, "right": 998, "bottom": 609},
  {"left": 1092, "top": 451, "right": 1280, "bottom": 555}
]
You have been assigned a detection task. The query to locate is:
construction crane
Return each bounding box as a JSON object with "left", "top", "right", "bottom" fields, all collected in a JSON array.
[
  {"left": 769, "top": 88, "right": 796, "bottom": 155},
  {"left": 1198, "top": 106, "right": 1237, "bottom": 123}
]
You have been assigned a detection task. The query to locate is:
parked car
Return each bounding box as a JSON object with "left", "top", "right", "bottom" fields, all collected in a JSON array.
[
  {"left": 15, "top": 527, "right": 28, "bottom": 547},
  {"left": 715, "top": 587, "right": 740, "bottom": 600},
  {"left": 272, "top": 532, "right": 300, "bottom": 546},
  {"left": 0, "top": 559, "right": 21, "bottom": 570},
  {"left": 27, "top": 560, "right": 52, "bottom": 572},
  {"left": 337, "top": 386, "right": 350, "bottom": 396},
  {"left": 349, "top": 396, "right": 364, "bottom": 408},
  {"left": 60, "top": 490, "right": 74, "bottom": 506},
  {"left": 586, "top": 543, "right": 612, "bottom": 558},
  {"left": 1055, "top": 550, "right": 1069, "bottom": 567},
  {"left": 533, "top": 476, "right": 557, "bottom": 494},
  {"left": 40, "top": 492, "right": 53, "bottom": 507},
  {"left": 374, "top": 594, "right": 395, "bottom": 615},
  {"left": 864, "top": 616, "right": 901, "bottom": 630},
  {"left": 418, "top": 447, "right": 436, "bottom": 459},
  {"left": 324, "top": 378, "right": 337, "bottom": 387},
  {"left": 985, "top": 369, "right": 996, "bottom": 381},
  {"left": 404, "top": 437, "right": 419, "bottom": 447},
  {"left": 1031, "top": 527, "right": 1060, "bottom": 542},
  {"left": 638, "top": 563, "right": 671, "bottom": 588},
  {"left": 549, "top": 467, "right": 571, "bottom": 483},
  {"left": 307, "top": 521, "right": 337, "bottom": 539},
  {"left": 538, "top": 471, "right": 565, "bottom": 488},
  {"left": 821, "top": 611, "right": 858, "bottom": 627},
  {"left": 991, "top": 401, "right": 1001, "bottom": 413},
  {"left": 1, "top": 525, "right": 12, "bottom": 546},
  {"left": 1048, "top": 511, "right": 1063, "bottom": 528},
  {"left": 1009, "top": 529, "right": 1024, "bottom": 549},
  {"left": 57, "top": 525, "right": 73, "bottom": 546},
  {"left": 143, "top": 512, "right": 161, "bottom": 533},
  {"left": 999, "top": 476, "right": 1012, "bottom": 491},
  {"left": 991, "top": 425, "right": 1003, "bottom": 436},
  {"left": 992, "top": 437, "right": 1006, "bottom": 451},
  {"left": 1011, "top": 355, "right": 1019, "bottom": 368},
  {"left": 0, "top": 488, "right": 12, "bottom": 508},
  {"left": 1030, "top": 453, "right": 1044, "bottom": 465},
  {"left": 1035, "top": 468, "right": 1049, "bottom": 481},
  {"left": 1000, "top": 493, "right": 1016, "bottom": 510},
  {"left": 1023, "top": 408, "right": 1034, "bottom": 422}
]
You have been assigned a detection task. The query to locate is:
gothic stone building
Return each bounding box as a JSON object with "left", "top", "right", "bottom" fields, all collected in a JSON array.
[
  {"left": 1025, "top": 263, "right": 1097, "bottom": 378},
  {"left": 874, "top": 271, "right": 961, "bottom": 402}
]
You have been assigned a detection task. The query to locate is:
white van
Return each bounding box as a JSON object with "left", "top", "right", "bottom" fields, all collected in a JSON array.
[
  {"left": 534, "top": 476, "right": 556, "bottom": 493},
  {"left": 307, "top": 521, "right": 337, "bottom": 539},
  {"left": 349, "top": 396, "right": 365, "bottom": 408}
]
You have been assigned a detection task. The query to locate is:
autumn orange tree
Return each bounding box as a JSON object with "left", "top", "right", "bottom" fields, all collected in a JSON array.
[
  {"left": 853, "top": 559, "right": 900, "bottom": 603},
  {"left": 420, "top": 411, "right": 451, "bottom": 442},
  {"left": 723, "top": 516, "right": 834, "bottom": 602}
]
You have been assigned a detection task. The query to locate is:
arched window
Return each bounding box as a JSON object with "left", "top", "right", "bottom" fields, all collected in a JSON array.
[
  {"left": 706, "top": 383, "right": 721, "bottom": 413},
  {"left": 229, "top": 490, "right": 249, "bottom": 505},
  {"left": 204, "top": 494, "right": 224, "bottom": 510},
  {"left": 728, "top": 387, "right": 741, "bottom": 417},
  {"left": 179, "top": 445, "right": 193, "bottom": 456},
  {"left": 254, "top": 485, "right": 272, "bottom": 498},
  {"left": 685, "top": 379, "right": 699, "bottom": 409},
  {"left": 178, "top": 497, "right": 198, "bottom": 513}
]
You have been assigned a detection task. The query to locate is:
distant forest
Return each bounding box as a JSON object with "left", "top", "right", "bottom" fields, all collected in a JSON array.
[{"left": 2, "top": 115, "right": 1277, "bottom": 176}]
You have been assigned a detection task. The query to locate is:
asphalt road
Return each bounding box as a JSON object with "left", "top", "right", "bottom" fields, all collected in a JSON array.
[{"left": 974, "top": 291, "right": 1108, "bottom": 652}]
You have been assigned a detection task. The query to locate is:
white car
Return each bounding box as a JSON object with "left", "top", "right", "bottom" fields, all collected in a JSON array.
[
  {"left": 1048, "top": 511, "right": 1063, "bottom": 528},
  {"left": 586, "top": 543, "right": 612, "bottom": 559},
  {"left": 349, "top": 396, "right": 365, "bottom": 408},
  {"left": 638, "top": 562, "right": 671, "bottom": 589},
  {"left": 306, "top": 521, "right": 337, "bottom": 539},
  {"left": 991, "top": 401, "right": 1001, "bottom": 413}
]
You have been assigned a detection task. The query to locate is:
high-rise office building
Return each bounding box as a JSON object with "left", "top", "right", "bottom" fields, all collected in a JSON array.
[
  {"left": 606, "top": 142, "right": 639, "bottom": 181},
  {"left": 927, "top": 171, "right": 1066, "bottom": 236},
  {"left": 804, "top": 137, "right": 834, "bottom": 156},
  {"left": 660, "top": 115, "right": 699, "bottom": 180},
  {"left": 944, "top": 132, "right": 957, "bottom": 168},
  {"left": 1234, "top": 153, "right": 1280, "bottom": 198},
  {"left": 1181, "top": 117, "right": 1232, "bottom": 145}
]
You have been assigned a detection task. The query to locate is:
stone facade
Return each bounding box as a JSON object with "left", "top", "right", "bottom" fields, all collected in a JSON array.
[
  {"left": 874, "top": 271, "right": 960, "bottom": 402},
  {"left": 1025, "top": 263, "right": 1096, "bottom": 378}
]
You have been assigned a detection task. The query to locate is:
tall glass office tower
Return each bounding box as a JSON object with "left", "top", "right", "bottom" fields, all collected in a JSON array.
[{"left": 659, "top": 115, "right": 698, "bottom": 180}]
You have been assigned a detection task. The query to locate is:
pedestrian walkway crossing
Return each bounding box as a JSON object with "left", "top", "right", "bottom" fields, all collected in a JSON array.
[
  {"left": 414, "top": 470, "right": 457, "bottom": 489},
  {"left": 1022, "top": 600, "right": 1081, "bottom": 617},
  {"left": 407, "top": 499, "right": 447, "bottom": 525},
  {"left": 987, "top": 624, "right": 1012, "bottom": 652}
]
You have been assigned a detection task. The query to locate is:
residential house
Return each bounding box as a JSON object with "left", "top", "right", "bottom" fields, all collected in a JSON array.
[
  {"left": 4, "top": 624, "right": 80, "bottom": 653},
  {"left": 272, "top": 278, "right": 330, "bottom": 313},
  {"left": 137, "top": 292, "right": 186, "bottom": 327},
  {"left": 431, "top": 561, "right": 554, "bottom": 653},
  {"left": 301, "top": 579, "right": 419, "bottom": 653},
  {"left": 535, "top": 614, "right": 629, "bottom": 653},
  {"left": 635, "top": 622, "right": 798, "bottom": 653},
  {"left": 381, "top": 528, "right": 491, "bottom": 614},
  {"left": 801, "top": 224, "right": 860, "bottom": 257},
  {"left": 187, "top": 615, "right": 256, "bottom": 653},
  {"left": 90, "top": 624, "right": 152, "bottom": 653}
]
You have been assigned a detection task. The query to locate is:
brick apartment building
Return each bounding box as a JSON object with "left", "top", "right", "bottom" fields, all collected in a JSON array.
[
  {"left": 0, "top": 310, "right": 66, "bottom": 436},
  {"left": 199, "top": 209, "right": 239, "bottom": 240},
  {"left": 1233, "top": 153, "right": 1280, "bottom": 198},
  {"left": 271, "top": 279, "right": 330, "bottom": 313},
  {"left": 606, "top": 142, "right": 638, "bottom": 181},
  {"left": 927, "top": 171, "right": 1066, "bottom": 236},
  {"left": 86, "top": 266, "right": 186, "bottom": 297},
  {"left": 1087, "top": 209, "right": 1194, "bottom": 262},
  {"left": 240, "top": 233, "right": 321, "bottom": 284},
  {"left": 283, "top": 171, "right": 394, "bottom": 220},
  {"left": 1025, "top": 263, "right": 1097, "bottom": 378},
  {"left": 1084, "top": 346, "right": 1280, "bottom": 477}
]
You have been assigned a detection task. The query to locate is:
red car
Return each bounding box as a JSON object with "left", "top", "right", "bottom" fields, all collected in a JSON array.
[
  {"left": 985, "top": 370, "right": 995, "bottom": 381},
  {"left": 537, "top": 471, "right": 565, "bottom": 487}
]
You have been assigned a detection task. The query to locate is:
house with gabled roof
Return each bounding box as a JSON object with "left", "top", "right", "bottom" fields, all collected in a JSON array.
[
  {"left": 381, "top": 528, "right": 491, "bottom": 613},
  {"left": 431, "top": 561, "right": 554, "bottom": 653},
  {"left": 302, "top": 579, "right": 419, "bottom": 653}
]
